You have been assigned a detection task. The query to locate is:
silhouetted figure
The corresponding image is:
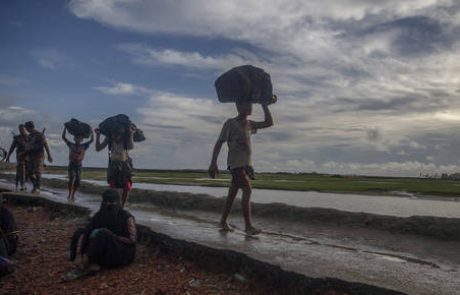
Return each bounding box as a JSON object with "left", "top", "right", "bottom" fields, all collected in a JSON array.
[
  {"left": 24, "top": 121, "right": 53, "bottom": 194},
  {"left": 209, "top": 99, "right": 275, "bottom": 235},
  {"left": 6, "top": 124, "right": 29, "bottom": 191},
  {"left": 95, "top": 125, "right": 135, "bottom": 207},
  {"left": 70, "top": 189, "right": 136, "bottom": 276},
  {"left": 62, "top": 126, "right": 93, "bottom": 201}
]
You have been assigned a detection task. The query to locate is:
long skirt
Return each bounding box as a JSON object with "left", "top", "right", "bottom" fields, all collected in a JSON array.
[{"left": 85, "top": 229, "right": 135, "bottom": 268}]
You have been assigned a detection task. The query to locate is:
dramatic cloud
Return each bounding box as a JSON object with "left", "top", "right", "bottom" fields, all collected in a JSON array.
[
  {"left": 118, "top": 44, "right": 257, "bottom": 70},
  {"left": 62, "top": 1, "right": 460, "bottom": 175}
]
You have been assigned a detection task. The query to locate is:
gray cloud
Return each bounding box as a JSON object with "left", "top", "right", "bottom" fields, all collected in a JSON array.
[{"left": 61, "top": 1, "right": 460, "bottom": 175}]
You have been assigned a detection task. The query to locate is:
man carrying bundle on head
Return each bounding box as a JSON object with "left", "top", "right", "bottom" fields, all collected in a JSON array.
[
  {"left": 209, "top": 65, "right": 277, "bottom": 235},
  {"left": 62, "top": 119, "right": 94, "bottom": 202},
  {"left": 24, "top": 121, "right": 53, "bottom": 194},
  {"left": 95, "top": 115, "right": 138, "bottom": 208},
  {"left": 5, "top": 124, "right": 29, "bottom": 191}
]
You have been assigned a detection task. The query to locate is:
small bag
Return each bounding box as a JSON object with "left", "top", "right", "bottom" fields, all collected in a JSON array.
[{"left": 132, "top": 124, "right": 145, "bottom": 142}]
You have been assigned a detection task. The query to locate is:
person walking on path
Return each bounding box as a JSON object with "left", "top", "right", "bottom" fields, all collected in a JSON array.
[
  {"left": 95, "top": 124, "right": 135, "bottom": 207},
  {"left": 6, "top": 124, "right": 29, "bottom": 191},
  {"left": 24, "top": 121, "right": 53, "bottom": 194},
  {"left": 62, "top": 126, "right": 94, "bottom": 201},
  {"left": 209, "top": 99, "right": 275, "bottom": 235}
]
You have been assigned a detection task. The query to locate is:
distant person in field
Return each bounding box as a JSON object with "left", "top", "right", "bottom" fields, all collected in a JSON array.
[
  {"left": 95, "top": 125, "right": 135, "bottom": 207},
  {"left": 62, "top": 126, "right": 94, "bottom": 201},
  {"left": 209, "top": 99, "right": 275, "bottom": 235},
  {"left": 68, "top": 189, "right": 136, "bottom": 277},
  {"left": 5, "top": 124, "right": 29, "bottom": 191},
  {"left": 24, "top": 121, "right": 53, "bottom": 194}
]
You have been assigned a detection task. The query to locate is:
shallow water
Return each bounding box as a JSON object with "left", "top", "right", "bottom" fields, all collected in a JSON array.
[{"left": 35, "top": 173, "right": 460, "bottom": 218}]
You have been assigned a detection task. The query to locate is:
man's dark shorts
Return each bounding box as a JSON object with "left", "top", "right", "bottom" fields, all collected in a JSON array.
[
  {"left": 68, "top": 162, "right": 82, "bottom": 186},
  {"left": 230, "top": 166, "right": 255, "bottom": 188}
]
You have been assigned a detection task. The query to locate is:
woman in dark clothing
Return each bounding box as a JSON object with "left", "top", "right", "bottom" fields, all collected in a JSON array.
[{"left": 71, "top": 189, "right": 136, "bottom": 274}]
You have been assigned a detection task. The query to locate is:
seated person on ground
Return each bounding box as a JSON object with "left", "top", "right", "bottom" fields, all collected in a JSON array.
[{"left": 70, "top": 189, "right": 136, "bottom": 274}]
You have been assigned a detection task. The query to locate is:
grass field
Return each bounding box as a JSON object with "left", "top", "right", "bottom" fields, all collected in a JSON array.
[{"left": 2, "top": 163, "right": 459, "bottom": 197}]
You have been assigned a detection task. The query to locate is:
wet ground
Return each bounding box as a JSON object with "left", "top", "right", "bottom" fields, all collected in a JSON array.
[
  {"left": 0, "top": 205, "right": 287, "bottom": 295},
  {"left": 1, "top": 180, "right": 459, "bottom": 294}
]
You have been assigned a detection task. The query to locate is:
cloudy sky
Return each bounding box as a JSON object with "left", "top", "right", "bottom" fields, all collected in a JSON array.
[{"left": 2, "top": 0, "right": 460, "bottom": 176}]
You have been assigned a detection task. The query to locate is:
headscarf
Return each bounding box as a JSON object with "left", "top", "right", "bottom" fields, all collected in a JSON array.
[
  {"left": 97, "top": 189, "right": 122, "bottom": 230},
  {"left": 80, "top": 189, "right": 132, "bottom": 254}
]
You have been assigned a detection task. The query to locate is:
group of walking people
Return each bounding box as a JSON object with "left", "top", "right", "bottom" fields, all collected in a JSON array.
[
  {"left": 6, "top": 121, "right": 53, "bottom": 194},
  {"left": 6, "top": 119, "right": 136, "bottom": 207},
  {"left": 3, "top": 96, "right": 275, "bottom": 278}
]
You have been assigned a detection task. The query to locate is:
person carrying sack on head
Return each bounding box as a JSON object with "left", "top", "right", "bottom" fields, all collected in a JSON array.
[
  {"left": 95, "top": 124, "right": 135, "bottom": 208},
  {"left": 62, "top": 126, "right": 94, "bottom": 201}
]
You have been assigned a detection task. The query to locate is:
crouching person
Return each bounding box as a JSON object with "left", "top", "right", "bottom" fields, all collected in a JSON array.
[{"left": 68, "top": 189, "right": 136, "bottom": 278}]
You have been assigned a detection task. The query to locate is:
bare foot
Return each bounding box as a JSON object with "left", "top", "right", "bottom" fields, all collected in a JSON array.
[
  {"left": 245, "top": 226, "right": 261, "bottom": 236},
  {"left": 219, "top": 222, "right": 234, "bottom": 232},
  {"left": 87, "top": 264, "right": 101, "bottom": 272}
]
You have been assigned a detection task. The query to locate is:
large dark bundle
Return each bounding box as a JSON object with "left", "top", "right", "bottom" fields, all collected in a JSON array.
[
  {"left": 99, "top": 114, "right": 145, "bottom": 142},
  {"left": 64, "top": 118, "right": 92, "bottom": 138},
  {"left": 214, "top": 65, "right": 274, "bottom": 104},
  {"left": 99, "top": 114, "right": 130, "bottom": 137}
]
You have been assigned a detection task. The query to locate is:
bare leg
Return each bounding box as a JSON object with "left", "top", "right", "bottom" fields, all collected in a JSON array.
[
  {"left": 19, "top": 162, "right": 26, "bottom": 190},
  {"left": 242, "top": 185, "right": 260, "bottom": 235},
  {"left": 121, "top": 188, "right": 129, "bottom": 208},
  {"left": 219, "top": 183, "right": 238, "bottom": 231},
  {"left": 67, "top": 180, "right": 73, "bottom": 200},
  {"left": 70, "top": 183, "right": 77, "bottom": 201}
]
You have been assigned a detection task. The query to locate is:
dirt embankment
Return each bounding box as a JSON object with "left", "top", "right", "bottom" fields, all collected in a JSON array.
[{"left": 0, "top": 205, "right": 285, "bottom": 294}]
